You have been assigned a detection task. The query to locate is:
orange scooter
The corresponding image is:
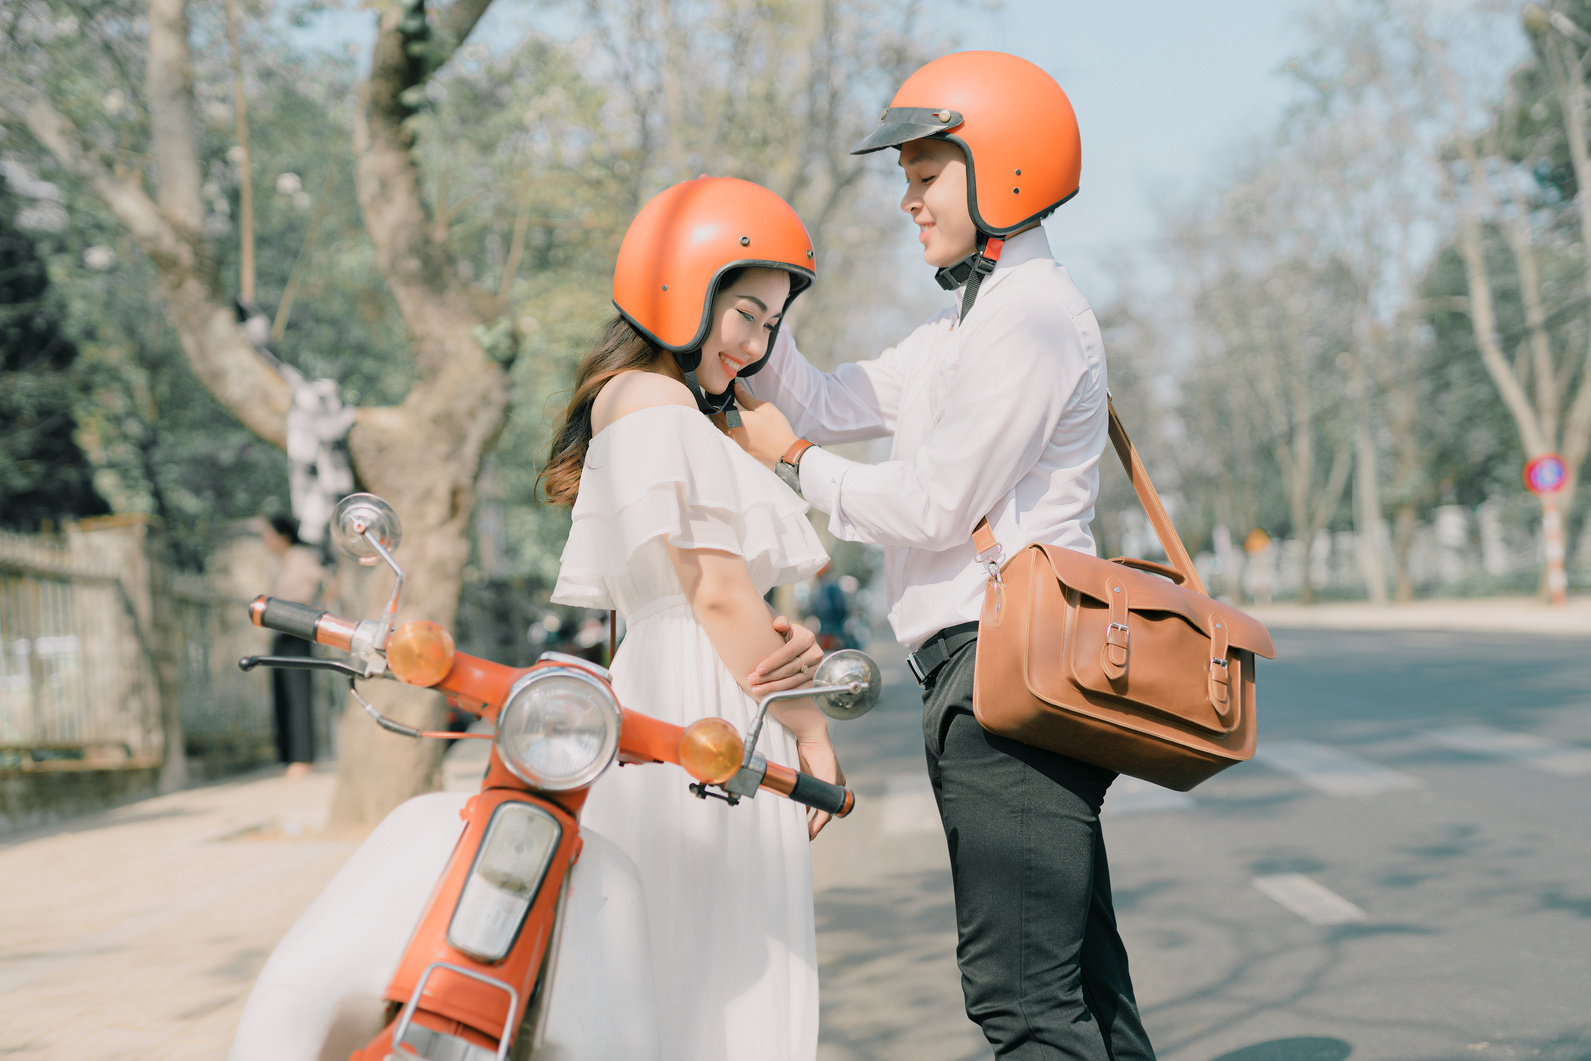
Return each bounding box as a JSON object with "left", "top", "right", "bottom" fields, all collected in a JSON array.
[{"left": 228, "top": 494, "right": 879, "bottom": 1061}]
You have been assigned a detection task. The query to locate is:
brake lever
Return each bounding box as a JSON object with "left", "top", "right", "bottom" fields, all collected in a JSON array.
[{"left": 238, "top": 655, "right": 370, "bottom": 680}]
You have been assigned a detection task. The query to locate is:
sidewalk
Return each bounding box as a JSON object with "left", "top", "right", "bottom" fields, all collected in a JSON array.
[
  {"left": 0, "top": 767, "right": 353, "bottom": 1060},
  {"left": 1244, "top": 596, "right": 1591, "bottom": 637}
]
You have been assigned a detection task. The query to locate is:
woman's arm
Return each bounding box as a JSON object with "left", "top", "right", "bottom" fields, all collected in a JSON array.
[{"left": 666, "top": 543, "right": 843, "bottom": 838}]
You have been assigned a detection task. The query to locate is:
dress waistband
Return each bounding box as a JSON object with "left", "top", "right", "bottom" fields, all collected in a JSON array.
[{"left": 624, "top": 593, "right": 691, "bottom": 625}]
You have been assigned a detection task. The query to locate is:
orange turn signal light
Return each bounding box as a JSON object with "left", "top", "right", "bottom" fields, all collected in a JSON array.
[
  {"left": 386, "top": 620, "right": 456, "bottom": 687},
  {"left": 679, "top": 717, "right": 744, "bottom": 785}
]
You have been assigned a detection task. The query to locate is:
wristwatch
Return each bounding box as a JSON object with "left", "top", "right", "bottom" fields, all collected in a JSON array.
[{"left": 775, "top": 438, "right": 815, "bottom": 497}]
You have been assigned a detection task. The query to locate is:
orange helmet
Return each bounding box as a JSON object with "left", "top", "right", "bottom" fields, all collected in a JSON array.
[
  {"left": 613, "top": 177, "right": 815, "bottom": 386},
  {"left": 851, "top": 51, "right": 1081, "bottom": 236}
]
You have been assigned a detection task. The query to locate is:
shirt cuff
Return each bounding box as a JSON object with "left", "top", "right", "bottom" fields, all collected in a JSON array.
[{"left": 797, "top": 444, "right": 846, "bottom": 518}]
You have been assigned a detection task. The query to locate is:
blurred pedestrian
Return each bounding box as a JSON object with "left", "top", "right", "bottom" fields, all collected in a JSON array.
[
  {"left": 260, "top": 516, "right": 328, "bottom": 778},
  {"left": 812, "top": 565, "right": 852, "bottom": 650}
]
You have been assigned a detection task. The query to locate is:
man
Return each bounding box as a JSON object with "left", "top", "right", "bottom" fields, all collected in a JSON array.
[{"left": 737, "top": 51, "right": 1157, "bottom": 1060}]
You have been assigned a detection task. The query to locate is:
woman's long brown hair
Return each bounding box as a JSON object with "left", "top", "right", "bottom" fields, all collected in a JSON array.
[{"left": 540, "top": 315, "right": 676, "bottom": 506}]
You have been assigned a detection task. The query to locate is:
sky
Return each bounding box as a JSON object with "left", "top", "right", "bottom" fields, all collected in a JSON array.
[
  {"left": 938, "top": 0, "right": 1317, "bottom": 301},
  {"left": 291, "top": 0, "right": 1323, "bottom": 302}
]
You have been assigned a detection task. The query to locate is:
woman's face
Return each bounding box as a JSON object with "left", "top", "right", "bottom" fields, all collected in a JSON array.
[{"left": 695, "top": 268, "right": 792, "bottom": 395}]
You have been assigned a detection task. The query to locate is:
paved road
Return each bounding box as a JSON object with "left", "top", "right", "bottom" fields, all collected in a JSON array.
[
  {"left": 812, "top": 631, "right": 1591, "bottom": 1061},
  {"left": 1, "top": 629, "right": 1585, "bottom": 1059}
]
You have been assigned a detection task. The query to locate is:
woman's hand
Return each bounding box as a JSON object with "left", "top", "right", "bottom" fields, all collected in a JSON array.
[
  {"left": 794, "top": 728, "right": 846, "bottom": 840},
  {"left": 750, "top": 615, "right": 824, "bottom": 697},
  {"left": 732, "top": 383, "right": 799, "bottom": 470}
]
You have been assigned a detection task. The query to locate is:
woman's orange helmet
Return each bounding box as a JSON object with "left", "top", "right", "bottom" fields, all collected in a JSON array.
[
  {"left": 612, "top": 177, "right": 815, "bottom": 366},
  {"left": 851, "top": 51, "right": 1081, "bottom": 236}
]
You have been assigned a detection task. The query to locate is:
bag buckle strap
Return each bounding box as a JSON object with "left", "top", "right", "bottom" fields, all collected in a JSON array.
[
  {"left": 1101, "top": 576, "right": 1130, "bottom": 679},
  {"left": 1207, "top": 615, "right": 1233, "bottom": 712}
]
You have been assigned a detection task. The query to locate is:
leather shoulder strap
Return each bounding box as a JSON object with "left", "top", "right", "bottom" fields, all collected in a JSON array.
[
  {"left": 970, "top": 397, "right": 1208, "bottom": 597},
  {"left": 1105, "top": 397, "right": 1206, "bottom": 595}
]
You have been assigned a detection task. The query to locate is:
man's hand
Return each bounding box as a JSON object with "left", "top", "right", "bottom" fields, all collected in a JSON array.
[
  {"left": 733, "top": 383, "right": 800, "bottom": 469},
  {"left": 750, "top": 615, "right": 824, "bottom": 697}
]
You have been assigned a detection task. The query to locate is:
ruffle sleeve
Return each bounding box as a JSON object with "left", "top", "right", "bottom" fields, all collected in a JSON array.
[{"left": 551, "top": 405, "right": 828, "bottom": 609}]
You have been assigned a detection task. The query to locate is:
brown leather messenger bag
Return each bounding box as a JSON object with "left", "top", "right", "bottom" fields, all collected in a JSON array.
[{"left": 970, "top": 398, "right": 1276, "bottom": 792}]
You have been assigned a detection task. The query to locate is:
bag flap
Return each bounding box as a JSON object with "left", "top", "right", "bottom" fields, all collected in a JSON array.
[{"left": 1033, "top": 545, "right": 1275, "bottom": 658}]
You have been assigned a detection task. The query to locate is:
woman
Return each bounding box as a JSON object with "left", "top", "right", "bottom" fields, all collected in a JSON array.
[{"left": 541, "top": 176, "right": 834, "bottom": 1061}]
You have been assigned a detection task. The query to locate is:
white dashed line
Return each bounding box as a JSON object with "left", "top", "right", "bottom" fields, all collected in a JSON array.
[
  {"left": 1252, "top": 873, "right": 1367, "bottom": 925},
  {"left": 1256, "top": 739, "right": 1424, "bottom": 796},
  {"left": 1101, "top": 777, "right": 1195, "bottom": 817},
  {"left": 879, "top": 774, "right": 941, "bottom": 835},
  {"left": 1423, "top": 725, "right": 1591, "bottom": 777}
]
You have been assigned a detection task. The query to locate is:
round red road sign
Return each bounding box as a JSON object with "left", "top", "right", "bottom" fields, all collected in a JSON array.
[{"left": 1524, "top": 453, "right": 1568, "bottom": 495}]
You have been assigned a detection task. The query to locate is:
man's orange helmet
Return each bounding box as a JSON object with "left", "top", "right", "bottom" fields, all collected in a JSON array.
[
  {"left": 852, "top": 51, "right": 1081, "bottom": 236},
  {"left": 613, "top": 177, "right": 815, "bottom": 367}
]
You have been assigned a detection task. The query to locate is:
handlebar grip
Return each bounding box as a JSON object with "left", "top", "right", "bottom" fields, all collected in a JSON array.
[
  {"left": 253, "top": 596, "right": 326, "bottom": 642},
  {"left": 787, "top": 772, "right": 855, "bottom": 818}
]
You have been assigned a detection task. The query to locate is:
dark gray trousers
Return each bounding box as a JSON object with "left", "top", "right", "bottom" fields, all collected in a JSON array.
[{"left": 921, "top": 638, "right": 1155, "bottom": 1061}]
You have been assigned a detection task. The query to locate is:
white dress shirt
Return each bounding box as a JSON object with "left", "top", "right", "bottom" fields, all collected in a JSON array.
[{"left": 751, "top": 226, "right": 1108, "bottom": 649}]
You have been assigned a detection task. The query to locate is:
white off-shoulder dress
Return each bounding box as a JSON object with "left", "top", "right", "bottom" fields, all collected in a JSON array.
[{"left": 551, "top": 404, "right": 828, "bottom": 1061}]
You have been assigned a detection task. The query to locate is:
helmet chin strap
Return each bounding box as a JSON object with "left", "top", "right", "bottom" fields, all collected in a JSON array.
[
  {"left": 676, "top": 316, "right": 790, "bottom": 431},
  {"left": 934, "top": 234, "right": 1005, "bottom": 322},
  {"left": 681, "top": 364, "right": 743, "bottom": 429}
]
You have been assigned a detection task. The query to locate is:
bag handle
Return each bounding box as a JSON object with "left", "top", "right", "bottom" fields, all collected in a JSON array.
[{"left": 972, "top": 396, "right": 1207, "bottom": 597}]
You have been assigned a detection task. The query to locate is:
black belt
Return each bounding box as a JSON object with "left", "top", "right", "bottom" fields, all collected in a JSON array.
[{"left": 905, "top": 621, "right": 980, "bottom": 686}]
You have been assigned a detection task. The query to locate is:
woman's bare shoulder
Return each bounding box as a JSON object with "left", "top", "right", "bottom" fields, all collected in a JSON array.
[{"left": 591, "top": 371, "right": 697, "bottom": 434}]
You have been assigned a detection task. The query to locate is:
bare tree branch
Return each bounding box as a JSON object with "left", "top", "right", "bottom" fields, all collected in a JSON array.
[{"left": 0, "top": 76, "right": 293, "bottom": 448}]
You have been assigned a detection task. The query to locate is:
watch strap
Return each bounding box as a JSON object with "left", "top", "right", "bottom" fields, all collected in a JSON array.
[{"left": 780, "top": 438, "right": 815, "bottom": 467}]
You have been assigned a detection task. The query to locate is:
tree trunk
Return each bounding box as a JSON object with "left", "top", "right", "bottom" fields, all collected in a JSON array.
[
  {"left": 323, "top": 0, "right": 510, "bottom": 831},
  {"left": 4, "top": 0, "right": 508, "bottom": 830},
  {"left": 1393, "top": 501, "right": 1418, "bottom": 603}
]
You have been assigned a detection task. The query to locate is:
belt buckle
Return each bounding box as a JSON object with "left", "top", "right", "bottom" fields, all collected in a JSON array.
[{"left": 906, "top": 653, "right": 927, "bottom": 685}]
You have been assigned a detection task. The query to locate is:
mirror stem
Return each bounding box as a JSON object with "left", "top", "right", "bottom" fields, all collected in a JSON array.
[
  {"left": 362, "top": 529, "right": 405, "bottom": 648},
  {"left": 743, "top": 683, "right": 861, "bottom": 767}
]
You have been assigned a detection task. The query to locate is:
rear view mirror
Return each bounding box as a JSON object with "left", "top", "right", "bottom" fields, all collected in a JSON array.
[{"left": 811, "top": 650, "right": 882, "bottom": 721}]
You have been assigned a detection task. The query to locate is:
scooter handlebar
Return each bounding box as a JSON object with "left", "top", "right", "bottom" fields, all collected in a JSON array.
[
  {"left": 760, "top": 761, "right": 854, "bottom": 818},
  {"left": 248, "top": 595, "right": 358, "bottom": 650},
  {"left": 788, "top": 771, "right": 855, "bottom": 818}
]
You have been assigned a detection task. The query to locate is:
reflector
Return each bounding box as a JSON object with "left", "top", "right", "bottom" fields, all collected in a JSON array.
[
  {"left": 386, "top": 620, "right": 456, "bottom": 687},
  {"left": 679, "top": 717, "right": 744, "bottom": 785}
]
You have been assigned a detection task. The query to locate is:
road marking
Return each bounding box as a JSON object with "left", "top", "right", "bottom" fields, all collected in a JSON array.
[
  {"left": 1252, "top": 873, "right": 1367, "bottom": 925},
  {"left": 1256, "top": 739, "right": 1423, "bottom": 796},
  {"left": 879, "top": 774, "right": 941, "bottom": 835},
  {"left": 1102, "top": 777, "right": 1195, "bottom": 817},
  {"left": 1423, "top": 725, "right": 1591, "bottom": 777}
]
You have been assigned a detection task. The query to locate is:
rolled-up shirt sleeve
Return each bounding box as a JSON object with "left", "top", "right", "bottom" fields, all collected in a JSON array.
[
  {"left": 799, "top": 301, "right": 1087, "bottom": 552},
  {"left": 751, "top": 322, "right": 940, "bottom": 444}
]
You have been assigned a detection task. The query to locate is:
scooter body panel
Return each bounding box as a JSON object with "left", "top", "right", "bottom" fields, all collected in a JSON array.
[
  {"left": 228, "top": 791, "right": 470, "bottom": 1061},
  {"left": 228, "top": 792, "right": 659, "bottom": 1060}
]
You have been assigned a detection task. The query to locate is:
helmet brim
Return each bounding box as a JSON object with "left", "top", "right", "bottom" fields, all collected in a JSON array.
[{"left": 850, "top": 107, "right": 965, "bottom": 155}]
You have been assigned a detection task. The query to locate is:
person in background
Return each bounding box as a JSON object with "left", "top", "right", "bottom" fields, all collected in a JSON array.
[
  {"left": 260, "top": 515, "right": 329, "bottom": 778},
  {"left": 811, "top": 565, "right": 852, "bottom": 651}
]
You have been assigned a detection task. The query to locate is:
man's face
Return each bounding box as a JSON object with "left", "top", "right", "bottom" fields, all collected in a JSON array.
[{"left": 899, "top": 138, "right": 977, "bottom": 269}]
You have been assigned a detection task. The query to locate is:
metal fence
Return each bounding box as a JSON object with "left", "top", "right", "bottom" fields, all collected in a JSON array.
[
  {"left": 167, "top": 573, "right": 276, "bottom": 771},
  {"left": 0, "top": 532, "right": 163, "bottom": 767},
  {"left": 0, "top": 524, "right": 275, "bottom": 776}
]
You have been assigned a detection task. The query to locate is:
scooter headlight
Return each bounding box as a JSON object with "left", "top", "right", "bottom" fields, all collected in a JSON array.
[{"left": 495, "top": 667, "right": 621, "bottom": 791}]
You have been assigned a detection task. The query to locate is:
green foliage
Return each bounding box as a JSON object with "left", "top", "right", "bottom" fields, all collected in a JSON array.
[{"left": 0, "top": 175, "right": 105, "bottom": 529}]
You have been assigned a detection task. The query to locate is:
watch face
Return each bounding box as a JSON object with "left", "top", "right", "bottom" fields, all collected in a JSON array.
[{"left": 776, "top": 461, "right": 801, "bottom": 494}]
